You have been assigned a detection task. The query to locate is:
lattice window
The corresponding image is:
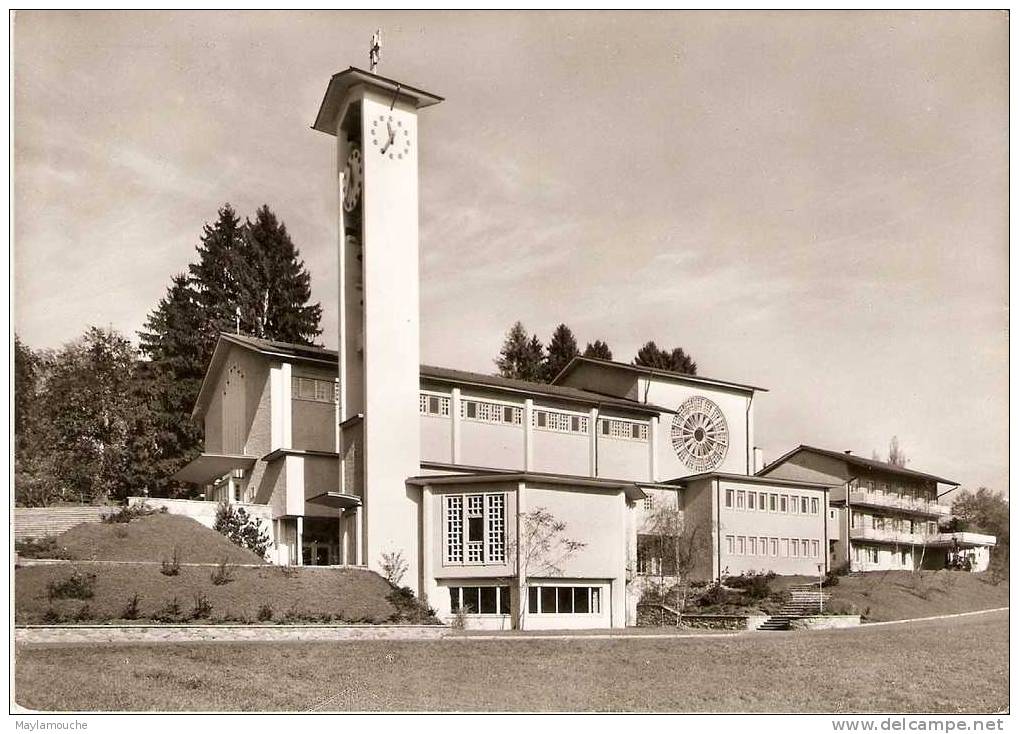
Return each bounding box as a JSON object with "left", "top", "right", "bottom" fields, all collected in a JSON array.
[
  {"left": 460, "top": 399, "right": 522, "bottom": 425},
  {"left": 485, "top": 494, "right": 505, "bottom": 563},
  {"left": 419, "top": 393, "right": 451, "bottom": 417},
  {"left": 532, "top": 409, "right": 589, "bottom": 435},
  {"left": 465, "top": 494, "right": 484, "bottom": 563},
  {"left": 444, "top": 496, "right": 463, "bottom": 564},
  {"left": 599, "top": 418, "right": 649, "bottom": 442},
  {"left": 293, "top": 376, "right": 337, "bottom": 404}
]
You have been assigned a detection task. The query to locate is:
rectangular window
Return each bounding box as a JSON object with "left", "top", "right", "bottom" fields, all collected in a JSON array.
[
  {"left": 599, "top": 418, "right": 649, "bottom": 442},
  {"left": 759, "top": 493, "right": 767, "bottom": 511},
  {"left": 811, "top": 540, "right": 819, "bottom": 558},
  {"left": 738, "top": 536, "right": 746, "bottom": 555},
  {"left": 528, "top": 586, "right": 601, "bottom": 614},
  {"left": 770, "top": 538, "right": 778, "bottom": 556},
  {"left": 736, "top": 491, "right": 746, "bottom": 510},
  {"left": 725, "top": 490, "right": 733, "bottom": 508},
  {"left": 801, "top": 497, "right": 809, "bottom": 514},
  {"left": 532, "top": 409, "right": 589, "bottom": 435},
  {"left": 759, "top": 536, "right": 767, "bottom": 556},
  {"left": 791, "top": 540, "right": 799, "bottom": 557},
  {"left": 811, "top": 497, "right": 819, "bottom": 514},
  {"left": 726, "top": 535, "right": 735, "bottom": 554},
  {"left": 748, "top": 492, "right": 756, "bottom": 511},
  {"left": 780, "top": 495, "right": 788, "bottom": 513},
  {"left": 444, "top": 493, "right": 506, "bottom": 565},
  {"left": 420, "top": 392, "right": 452, "bottom": 417},
  {"left": 769, "top": 494, "right": 777, "bottom": 512},
  {"left": 749, "top": 537, "right": 757, "bottom": 555},
  {"left": 449, "top": 586, "right": 511, "bottom": 615},
  {"left": 293, "top": 376, "right": 338, "bottom": 404},
  {"left": 801, "top": 539, "right": 810, "bottom": 557},
  {"left": 790, "top": 496, "right": 798, "bottom": 514},
  {"left": 643, "top": 496, "right": 654, "bottom": 511},
  {"left": 461, "top": 399, "right": 522, "bottom": 425},
  {"left": 782, "top": 538, "right": 790, "bottom": 557}
]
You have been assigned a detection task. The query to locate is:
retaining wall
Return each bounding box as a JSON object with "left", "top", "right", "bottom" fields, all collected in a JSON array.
[{"left": 15, "top": 624, "right": 448, "bottom": 644}]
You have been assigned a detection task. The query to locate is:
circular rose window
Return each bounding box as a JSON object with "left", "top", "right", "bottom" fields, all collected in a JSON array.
[{"left": 670, "top": 395, "right": 729, "bottom": 472}]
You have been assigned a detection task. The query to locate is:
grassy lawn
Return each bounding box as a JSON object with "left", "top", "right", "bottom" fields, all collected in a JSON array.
[
  {"left": 15, "top": 610, "right": 1007, "bottom": 713},
  {"left": 823, "top": 570, "right": 1009, "bottom": 621}
]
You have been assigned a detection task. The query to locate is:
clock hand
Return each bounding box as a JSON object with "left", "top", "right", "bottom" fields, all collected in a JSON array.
[{"left": 381, "top": 122, "right": 396, "bottom": 153}]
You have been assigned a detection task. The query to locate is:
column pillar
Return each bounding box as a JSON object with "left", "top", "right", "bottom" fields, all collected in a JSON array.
[
  {"left": 451, "top": 387, "right": 462, "bottom": 464},
  {"left": 355, "top": 505, "right": 364, "bottom": 566},
  {"left": 280, "top": 362, "right": 293, "bottom": 449},
  {"left": 516, "top": 481, "right": 527, "bottom": 630},
  {"left": 296, "top": 515, "right": 304, "bottom": 566},
  {"left": 649, "top": 415, "right": 659, "bottom": 482},
  {"left": 421, "top": 484, "right": 433, "bottom": 600},
  {"left": 523, "top": 399, "right": 534, "bottom": 471},
  {"left": 589, "top": 407, "right": 598, "bottom": 477}
]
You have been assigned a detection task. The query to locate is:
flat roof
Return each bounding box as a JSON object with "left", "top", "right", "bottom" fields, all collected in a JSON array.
[
  {"left": 760, "top": 444, "right": 959, "bottom": 486},
  {"left": 408, "top": 470, "right": 647, "bottom": 501},
  {"left": 670, "top": 471, "right": 836, "bottom": 490},
  {"left": 552, "top": 356, "right": 768, "bottom": 394}
]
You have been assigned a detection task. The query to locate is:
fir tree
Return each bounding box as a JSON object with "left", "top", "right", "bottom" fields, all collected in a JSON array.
[
  {"left": 187, "top": 203, "right": 245, "bottom": 358},
  {"left": 544, "top": 323, "right": 579, "bottom": 382},
  {"left": 237, "top": 205, "right": 322, "bottom": 345},
  {"left": 583, "top": 339, "right": 613, "bottom": 361},
  {"left": 634, "top": 340, "right": 697, "bottom": 375},
  {"left": 496, "top": 322, "right": 546, "bottom": 382}
]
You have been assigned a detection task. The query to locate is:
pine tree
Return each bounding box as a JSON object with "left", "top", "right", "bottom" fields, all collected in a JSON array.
[
  {"left": 583, "top": 340, "right": 613, "bottom": 361},
  {"left": 544, "top": 323, "right": 579, "bottom": 382},
  {"left": 187, "top": 203, "right": 246, "bottom": 358},
  {"left": 496, "top": 322, "right": 545, "bottom": 382},
  {"left": 634, "top": 340, "right": 697, "bottom": 375},
  {"left": 237, "top": 205, "right": 322, "bottom": 345},
  {"left": 888, "top": 436, "right": 907, "bottom": 467},
  {"left": 137, "top": 275, "right": 208, "bottom": 497}
]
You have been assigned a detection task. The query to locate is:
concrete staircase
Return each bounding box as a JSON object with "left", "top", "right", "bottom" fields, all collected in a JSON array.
[
  {"left": 757, "top": 584, "right": 830, "bottom": 631},
  {"left": 14, "top": 506, "right": 111, "bottom": 540}
]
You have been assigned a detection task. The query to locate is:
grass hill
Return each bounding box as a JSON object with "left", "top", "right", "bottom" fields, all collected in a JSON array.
[
  {"left": 19, "top": 513, "right": 266, "bottom": 565},
  {"left": 14, "top": 510, "right": 437, "bottom": 626}
]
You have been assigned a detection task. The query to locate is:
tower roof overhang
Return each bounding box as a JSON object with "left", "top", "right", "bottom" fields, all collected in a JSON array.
[{"left": 312, "top": 66, "right": 444, "bottom": 136}]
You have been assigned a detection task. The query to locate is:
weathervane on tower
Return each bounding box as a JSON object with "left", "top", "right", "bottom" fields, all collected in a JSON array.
[{"left": 369, "top": 29, "right": 381, "bottom": 73}]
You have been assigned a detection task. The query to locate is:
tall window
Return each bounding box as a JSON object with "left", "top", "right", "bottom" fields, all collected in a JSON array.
[
  {"left": 736, "top": 491, "right": 746, "bottom": 510},
  {"left": 759, "top": 493, "right": 767, "bottom": 511},
  {"left": 748, "top": 492, "right": 756, "bottom": 511},
  {"left": 770, "top": 538, "right": 778, "bottom": 556},
  {"left": 811, "top": 540, "right": 819, "bottom": 558},
  {"left": 769, "top": 494, "right": 777, "bottom": 512},
  {"left": 444, "top": 493, "right": 505, "bottom": 565},
  {"left": 725, "top": 490, "right": 734, "bottom": 508},
  {"left": 749, "top": 537, "right": 757, "bottom": 555},
  {"left": 810, "top": 497, "right": 819, "bottom": 514},
  {"left": 726, "top": 535, "right": 735, "bottom": 554},
  {"left": 738, "top": 536, "right": 746, "bottom": 555},
  {"left": 801, "top": 497, "right": 809, "bottom": 514},
  {"left": 780, "top": 495, "right": 788, "bottom": 513}
]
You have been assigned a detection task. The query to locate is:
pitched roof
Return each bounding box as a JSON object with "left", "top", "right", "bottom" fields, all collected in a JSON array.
[
  {"left": 551, "top": 356, "right": 768, "bottom": 394},
  {"left": 760, "top": 444, "right": 959, "bottom": 486},
  {"left": 669, "top": 471, "right": 836, "bottom": 490},
  {"left": 194, "top": 333, "right": 670, "bottom": 418}
]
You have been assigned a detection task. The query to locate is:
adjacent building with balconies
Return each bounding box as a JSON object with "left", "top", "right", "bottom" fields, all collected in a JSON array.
[{"left": 756, "top": 445, "right": 996, "bottom": 572}]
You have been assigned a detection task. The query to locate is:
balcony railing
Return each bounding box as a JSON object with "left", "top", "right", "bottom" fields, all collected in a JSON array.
[
  {"left": 849, "top": 526, "right": 931, "bottom": 545},
  {"left": 847, "top": 490, "right": 951, "bottom": 517}
]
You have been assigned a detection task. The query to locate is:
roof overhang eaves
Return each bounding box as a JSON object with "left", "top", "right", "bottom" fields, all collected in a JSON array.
[
  {"left": 552, "top": 356, "right": 767, "bottom": 394},
  {"left": 312, "top": 67, "right": 444, "bottom": 136},
  {"left": 671, "top": 471, "right": 836, "bottom": 490}
]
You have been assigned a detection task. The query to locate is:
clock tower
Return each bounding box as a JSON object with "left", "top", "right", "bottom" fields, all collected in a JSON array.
[{"left": 313, "top": 68, "right": 443, "bottom": 591}]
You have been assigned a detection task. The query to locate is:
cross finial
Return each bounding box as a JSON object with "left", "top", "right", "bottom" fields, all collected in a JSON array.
[{"left": 369, "top": 29, "right": 381, "bottom": 73}]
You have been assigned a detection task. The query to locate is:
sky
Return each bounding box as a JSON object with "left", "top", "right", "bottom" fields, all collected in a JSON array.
[{"left": 13, "top": 11, "right": 1008, "bottom": 495}]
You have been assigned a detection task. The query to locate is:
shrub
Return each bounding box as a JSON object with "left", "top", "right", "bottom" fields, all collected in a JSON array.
[
  {"left": 380, "top": 550, "right": 409, "bottom": 586},
  {"left": 213, "top": 502, "right": 271, "bottom": 558},
  {"left": 15, "top": 537, "right": 70, "bottom": 560},
  {"left": 697, "top": 583, "right": 737, "bottom": 608},
  {"left": 724, "top": 571, "right": 775, "bottom": 600},
  {"left": 122, "top": 593, "right": 142, "bottom": 620},
  {"left": 386, "top": 585, "right": 439, "bottom": 624},
  {"left": 155, "top": 597, "right": 182, "bottom": 622},
  {"left": 160, "top": 547, "right": 182, "bottom": 576},
  {"left": 256, "top": 602, "right": 273, "bottom": 622},
  {"left": 450, "top": 604, "right": 472, "bottom": 630},
  {"left": 210, "top": 558, "right": 235, "bottom": 586},
  {"left": 73, "top": 604, "right": 93, "bottom": 622},
  {"left": 191, "top": 593, "right": 213, "bottom": 620},
  {"left": 47, "top": 570, "right": 96, "bottom": 600},
  {"left": 42, "top": 607, "right": 64, "bottom": 623},
  {"left": 103, "top": 502, "right": 167, "bottom": 524}
]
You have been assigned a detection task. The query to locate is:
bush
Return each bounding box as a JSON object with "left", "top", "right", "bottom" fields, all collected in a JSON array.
[
  {"left": 724, "top": 571, "right": 775, "bottom": 600},
  {"left": 697, "top": 583, "right": 737, "bottom": 608},
  {"left": 103, "top": 502, "right": 166, "bottom": 524},
  {"left": 47, "top": 570, "right": 96, "bottom": 600},
  {"left": 73, "top": 604, "right": 93, "bottom": 622},
  {"left": 122, "top": 593, "right": 142, "bottom": 620},
  {"left": 210, "top": 558, "right": 235, "bottom": 586},
  {"left": 42, "top": 606, "right": 64, "bottom": 623},
  {"left": 160, "top": 547, "right": 182, "bottom": 576},
  {"left": 15, "top": 537, "right": 70, "bottom": 560},
  {"left": 380, "top": 551, "right": 409, "bottom": 586},
  {"left": 386, "top": 585, "right": 439, "bottom": 624},
  {"left": 191, "top": 594, "right": 213, "bottom": 620},
  {"left": 213, "top": 502, "right": 270, "bottom": 559},
  {"left": 155, "top": 597, "right": 182, "bottom": 622},
  {"left": 256, "top": 602, "right": 273, "bottom": 622}
]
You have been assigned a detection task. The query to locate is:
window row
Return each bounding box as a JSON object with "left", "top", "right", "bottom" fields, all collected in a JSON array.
[
  {"left": 527, "top": 586, "right": 602, "bottom": 615},
  {"left": 420, "top": 393, "right": 451, "bottom": 417},
  {"left": 725, "top": 489, "right": 821, "bottom": 516},
  {"left": 292, "top": 376, "right": 337, "bottom": 404},
  {"left": 461, "top": 399, "right": 523, "bottom": 426},
  {"left": 532, "top": 409, "right": 589, "bottom": 435},
  {"left": 449, "top": 585, "right": 511, "bottom": 615},
  {"left": 444, "top": 493, "right": 506, "bottom": 565},
  {"left": 599, "top": 418, "right": 649, "bottom": 442},
  {"left": 725, "top": 535, "right": 821, "bottom": 559},
  {"left": 851, "top": 513, "right": 938, "bottom": 535},
  {"left": 852, "top": 478, "right": 933, "bottom": 502}
]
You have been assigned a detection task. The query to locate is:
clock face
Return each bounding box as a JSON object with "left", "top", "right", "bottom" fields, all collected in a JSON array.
[
  {"left": 342, "top": 147, "right": 363, "bottom": 212},
  {"left": 368, "top": 113, "right": 411, "bottom": 159},
  {"left": 671, "top": 396, "right": 729, "bottom": 472}
]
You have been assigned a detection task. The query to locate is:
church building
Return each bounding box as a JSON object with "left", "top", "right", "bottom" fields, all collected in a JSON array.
[{"left": 173, "top": 65, "right": 994, "bottom": 629}]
